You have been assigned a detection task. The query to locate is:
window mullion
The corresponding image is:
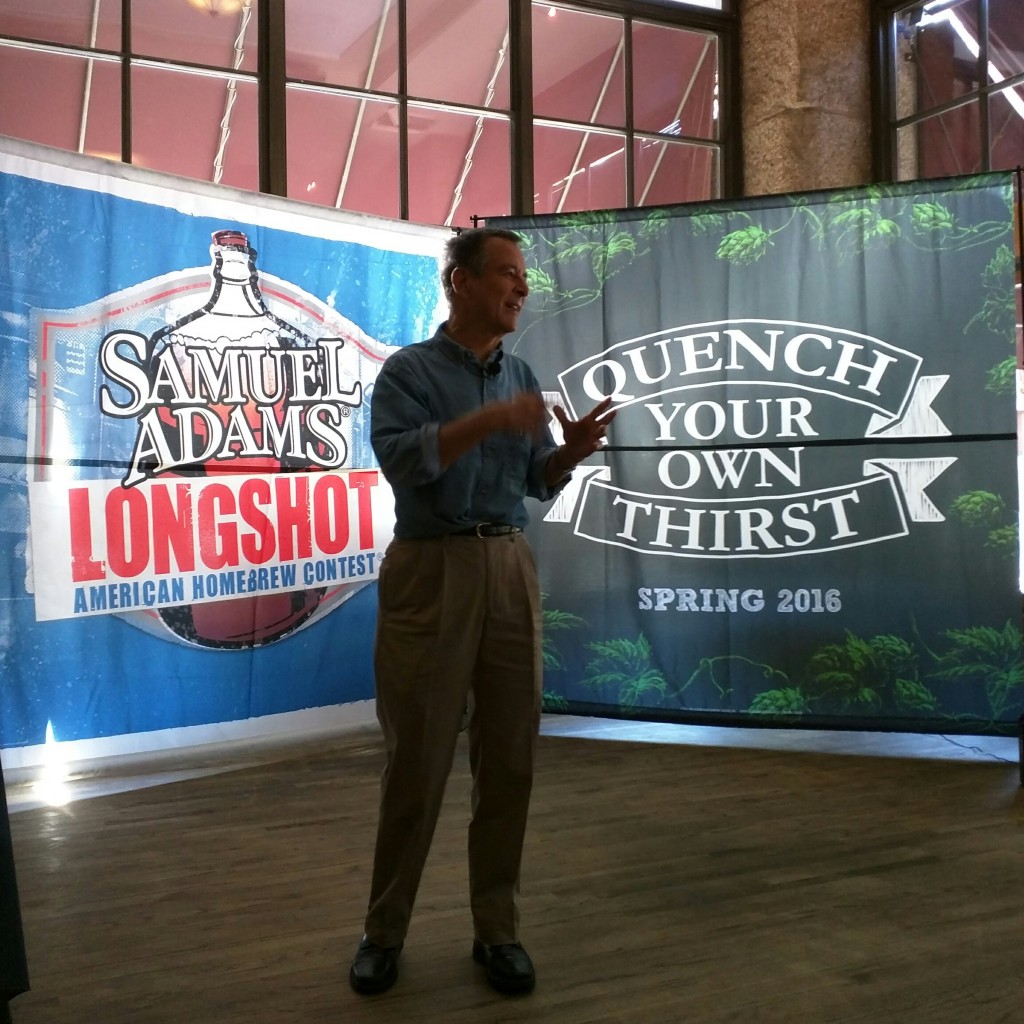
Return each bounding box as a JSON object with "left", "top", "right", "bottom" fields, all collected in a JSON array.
[
  {"left": 978, "top": 0, "right": 990, "bottom": 172},
  {"left": 624, "top": 13, "right": 634, "bottom": 207},
  {"left": 259, "top": 0, "right": 288, "bottom": 196},
  {"left": 398, "top": 0, "right": 409, "bottom": 221},
  {"left": 509, "top": 0, "right": 534, "bottom": 215},
  {"left": 121, "top": 0, "right": 132, "bottom": 164}
]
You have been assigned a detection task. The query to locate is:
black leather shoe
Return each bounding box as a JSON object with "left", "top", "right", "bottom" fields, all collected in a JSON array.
[
  {"left": 472, "top": 940, "right": 536, "bottom": 995},
  {"left": 349, "top": 935, "right": 403, "bottom": 995}
]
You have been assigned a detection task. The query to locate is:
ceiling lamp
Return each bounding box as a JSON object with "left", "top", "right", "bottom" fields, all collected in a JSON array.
[{"left": 186, "top": 0, "right": 246, "bottom": 15}]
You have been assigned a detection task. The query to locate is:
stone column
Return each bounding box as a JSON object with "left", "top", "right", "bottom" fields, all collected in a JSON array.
[{"left": 740, "top": 0, "right": 872, "bottom": 195}]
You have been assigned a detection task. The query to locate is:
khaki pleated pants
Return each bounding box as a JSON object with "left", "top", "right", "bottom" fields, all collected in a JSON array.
[{"left": 363, "top": 531, "right": 543, "bottom": 948}]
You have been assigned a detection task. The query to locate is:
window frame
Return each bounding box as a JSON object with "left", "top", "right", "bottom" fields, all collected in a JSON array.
[
  {"left": 0, "top": 0, "right": 741, "bottom": 217},
  {"left": 871, "top": 0, "right": 1024, "bottom": 181}
]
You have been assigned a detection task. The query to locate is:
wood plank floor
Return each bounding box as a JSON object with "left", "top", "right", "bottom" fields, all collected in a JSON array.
[{"left": 5, "top": 722, "right": 1024, "bottom": 1024}]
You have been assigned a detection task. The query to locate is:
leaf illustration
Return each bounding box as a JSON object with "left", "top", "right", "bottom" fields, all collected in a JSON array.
[
  {"left": 541, "top": 689, "right": 569, "bottom": 712},
  {"left": 893, "top": 676, "right": 938, "bottom": 711},
  {"left": 929, "top": 622, "right": 1024, "bottom": 719},
  {"left": 639, "top": 208, "right": 672, "bottom": 237},
  {"left": 985, "top": 356, "right": 1015, "bottom": 395},
  {"left": 541, "top": 595, "right": 585, "bottom": 672},
  {"left": 965, "top": 245, "right": 1017, "bottom": 339},
  {"left": 690, "top": 212, "right": 726, "bottom": 235},
  {"left": 833, "top": 209, "right": 875, "bottom": 228},
  {"left": 555, "top": 240, "right": 603, "bottom": 264},
  {"left": 581, "top": 633, "right": 667, "bottom": 710}
]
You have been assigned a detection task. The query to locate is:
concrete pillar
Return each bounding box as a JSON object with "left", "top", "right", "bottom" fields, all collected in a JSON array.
[{"left": 740, "top": 0, "right": 873, "bottom": 195}]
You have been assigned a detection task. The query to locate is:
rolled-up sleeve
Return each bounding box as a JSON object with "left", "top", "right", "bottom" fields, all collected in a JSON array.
[
  {"left": 527, "top": 434, "right": 569, "bottom": 504},
  {"left": 370, "top": 363, "right": 443, "bottom": 487}
]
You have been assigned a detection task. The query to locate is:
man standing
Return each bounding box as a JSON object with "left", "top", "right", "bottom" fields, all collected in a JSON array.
[{"left": 349, "top": 227, "right": 613, "bottom": 997}]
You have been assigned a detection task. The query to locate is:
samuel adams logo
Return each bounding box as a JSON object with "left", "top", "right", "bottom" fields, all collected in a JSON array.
[
  {"left": 27, "top": 231, "right": 398, "bottom": 648},
  {"left": 106, "top": 229, "right": 363, "bottom": 487}
]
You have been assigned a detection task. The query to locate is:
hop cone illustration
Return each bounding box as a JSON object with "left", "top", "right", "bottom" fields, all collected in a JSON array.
[
  {"left": 716, "top": 224, "right": 771, "bottom": 264},
  {"left": 911, "top": 202, "right": 954, "bottom": 232}
]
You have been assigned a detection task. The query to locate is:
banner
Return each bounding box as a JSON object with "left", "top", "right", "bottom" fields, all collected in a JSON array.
[
  {"left": 2, "top": 138, "right": 1018, "bottom": 750},
  {"left": 494, "top": 175, "right": 1022, "bottom": 733},
  {"left": 0, "top": 137, "right": 447, "bottom": 750}
]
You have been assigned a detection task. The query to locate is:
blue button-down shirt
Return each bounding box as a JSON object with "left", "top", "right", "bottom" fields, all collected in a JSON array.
[{"left": 370, "top": 324, "right": 565, "bottom": 538}]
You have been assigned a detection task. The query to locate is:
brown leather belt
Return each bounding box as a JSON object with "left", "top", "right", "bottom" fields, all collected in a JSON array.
[{"left": 452, "top": 524, "right": 523, "bottom": 537}]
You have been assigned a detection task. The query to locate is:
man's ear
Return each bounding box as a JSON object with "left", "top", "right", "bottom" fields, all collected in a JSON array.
[{"left": 450, "top": 266, "right": 467, "bottom": 296}]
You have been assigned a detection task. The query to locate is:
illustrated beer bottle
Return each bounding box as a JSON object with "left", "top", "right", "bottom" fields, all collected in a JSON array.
[
  {"left": 148, "top": 230, "right": 328, "bottom": 648},
  {"left": 147, "top": 229, "right": 325, "bottom": 475}
]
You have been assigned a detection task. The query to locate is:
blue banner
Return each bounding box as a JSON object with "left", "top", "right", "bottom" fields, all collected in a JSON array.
[{"left": 0, "top": 138, "right": 447, "bottom": 752}]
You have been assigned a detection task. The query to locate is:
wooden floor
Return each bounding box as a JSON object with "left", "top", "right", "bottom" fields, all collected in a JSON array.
[{"left": 5, "top": 720, "right": 1024, "bottom": 1024}]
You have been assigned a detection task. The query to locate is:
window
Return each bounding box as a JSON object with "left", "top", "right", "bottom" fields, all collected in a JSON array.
[
  {"left": 0, "top": 0, "right": 260, "bottom": 186},
  {"left": 0, "top": 0, "right": 735, "bottom": 224},
  {"left": 876, "top": 0, "right": 1024, "bottom": 179},
  {"left": 532, "top": 7, "right": 719, "bottom": 214},
  {"left": 285, "top": 0, "right": 514, "bottom": 224}
]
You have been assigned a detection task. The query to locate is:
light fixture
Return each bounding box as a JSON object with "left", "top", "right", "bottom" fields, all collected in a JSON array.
[{"left": 186, "top": 0, "right": 246, "bottom": 16}]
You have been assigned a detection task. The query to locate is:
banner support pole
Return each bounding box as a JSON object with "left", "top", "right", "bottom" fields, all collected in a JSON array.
[{"left": 1016, "top": 166, "right": 1023, "bottom": 786}]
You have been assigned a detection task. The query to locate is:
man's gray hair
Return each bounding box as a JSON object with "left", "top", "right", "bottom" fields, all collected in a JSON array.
[{"left": 442, "top": 227, "right": 523, "bottom": 303}]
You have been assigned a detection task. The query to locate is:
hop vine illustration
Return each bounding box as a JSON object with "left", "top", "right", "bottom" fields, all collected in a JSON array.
[
  {"left": 749, "top": 686, "right": 809, "bottom": 714},
  {"left": 511, "top": 177, "right": 1013, "bottom": 357},
  {"left": 540, "top": 596, "right": 585, "bottom": 712},
  {"left": 580, "top": 633, "right": 667, "bottom": 711},
  {"left": 929, "top": 622, "right": 1024, "bottom": 721},
  {"left": 509, "top": 208, "right": 672, "bottom": 348},
  {"left": 554, "top": 615, "right": 1018, "bottom": 731},
  {"left": 541, "top": 596, "right": 585, "bottom": 672},
  {"left": 964, "top": 244, "right": 1018, "bottom": 393},
  {"left": 801, "top": 631, "right": 936, "bottom": 714},
  {"left": 705, "top": 181, "right": 1014, "bottom": 346}
]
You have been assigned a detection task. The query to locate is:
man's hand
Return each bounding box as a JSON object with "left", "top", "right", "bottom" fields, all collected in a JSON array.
[
  {"left": 493, "top": 391, "right": 549, "bottom": 438},
  {"left": 438, "top": 390, "right": 549, "bottom": 468},
  {"left": 546, "top": 397, "right": 616, "bottom": 483},
  {"left": 555, "top": 396, "right": 616, "bottom": 463}
]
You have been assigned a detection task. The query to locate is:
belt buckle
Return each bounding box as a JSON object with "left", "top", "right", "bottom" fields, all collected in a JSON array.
[{"left": 475, "top": 522, "right": 489, "bottom": 538}]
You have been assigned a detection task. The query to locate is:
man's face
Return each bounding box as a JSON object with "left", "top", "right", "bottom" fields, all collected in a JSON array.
[{"left": 457, "top": 236, "right": 529, "bottom": 337}]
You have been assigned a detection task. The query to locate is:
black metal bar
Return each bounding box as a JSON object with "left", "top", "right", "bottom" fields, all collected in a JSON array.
[
  {"left": 979, "top": 0, "right": 990, "bottom": 172},
  {"left": 623, "top": 13, "right": 634, "bottom": 207},
  {"left": 509, "top": 0, "right": 534, "bottom": 217},
  {"left": 1016, "top": 164, "right": 1023, "bottom": 785},
  {"left": 868, "top": 0, "right": 893, "bottom": 182},
  {"left": 258, "top": 0, "right": 288, "bottom": 197},
  {"left": 121, "top": 0, "right": 131, "bottom": 164},
  {"left": 398, "top": 0, "right": 409, "bottom": 221},
  {"left": 2, "top": 429, "right": 1015, "bottom": 475}
]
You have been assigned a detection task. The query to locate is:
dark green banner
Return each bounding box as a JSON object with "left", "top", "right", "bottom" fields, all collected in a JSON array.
[{"left": 493, "top": 174, "right": 1022, "bottom": 734}]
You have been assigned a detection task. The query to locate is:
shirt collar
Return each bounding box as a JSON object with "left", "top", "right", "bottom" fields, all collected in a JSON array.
[{"left": 436, "top": 322, "right": 504, "bottom": 376}]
